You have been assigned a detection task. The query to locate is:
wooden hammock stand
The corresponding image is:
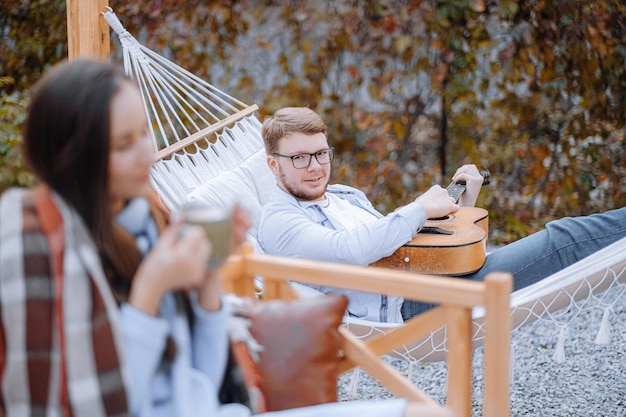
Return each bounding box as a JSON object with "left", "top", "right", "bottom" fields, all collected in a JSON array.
[{"left": 66, "top": 3, "right": 512, "bottom": 416}]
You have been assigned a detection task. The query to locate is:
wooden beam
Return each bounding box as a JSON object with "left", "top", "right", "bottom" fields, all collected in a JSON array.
[
  {"left": 155, "top": 105, "right": 260, "bottom": 161},
  {"left": 66, "top": 0, "right": 110, "bottom": 60},
  {"left": 483, "top": 272, "right": 512, "bottom": 417},
  {"left": 445, "top": 305, "right": 473, "bottom": 417}
]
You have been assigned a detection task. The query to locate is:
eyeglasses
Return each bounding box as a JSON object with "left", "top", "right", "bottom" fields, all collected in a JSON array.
[{"left": 272, "top": 148, "right": 335, "bottom": 169}]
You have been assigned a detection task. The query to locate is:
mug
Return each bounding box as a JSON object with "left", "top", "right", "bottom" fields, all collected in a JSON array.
[{"left": 180, "top": 205, "right": 233, "bottom": 268}]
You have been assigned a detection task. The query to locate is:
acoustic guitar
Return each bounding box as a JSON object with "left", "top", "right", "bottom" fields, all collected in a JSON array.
[{"left": 372, "top": 171, "right": 490, "bottom": 276}]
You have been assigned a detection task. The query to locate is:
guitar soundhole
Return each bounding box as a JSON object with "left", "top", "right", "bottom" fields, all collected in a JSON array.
[{"left": 429, "top": 215, "right": 450, "bottom": 221}]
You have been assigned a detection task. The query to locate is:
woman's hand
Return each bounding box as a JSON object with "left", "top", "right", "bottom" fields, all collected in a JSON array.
[
  {"left": 197, "top": 204, "right": 251, "bottom": 311},
  {"left": 129, "top": 223, "right": 211, "bottom": 316},
  {"left": 229, "top": 204, "right": 251, "bottom": 255},
  {"left": 451, "top": 164, "right": 483, "bottom": 207}
]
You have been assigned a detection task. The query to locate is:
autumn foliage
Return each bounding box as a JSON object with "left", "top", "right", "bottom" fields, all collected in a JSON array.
[{"left": 1, "top": 0, "right": 624, "bottom": 244}]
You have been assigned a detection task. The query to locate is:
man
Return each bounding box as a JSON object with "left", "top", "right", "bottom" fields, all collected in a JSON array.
[{"left": 257, "top": 107, "right": 626, "bottom": 323}]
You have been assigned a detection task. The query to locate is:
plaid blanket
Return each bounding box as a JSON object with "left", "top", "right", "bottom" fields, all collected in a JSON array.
[{"left": 0, "top": 186, "right": 129, "bottom": 417}]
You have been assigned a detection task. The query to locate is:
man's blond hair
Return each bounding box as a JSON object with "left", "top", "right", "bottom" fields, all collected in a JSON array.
[{"left": 261, "top": 107, "right": 327, "bottom": 154}]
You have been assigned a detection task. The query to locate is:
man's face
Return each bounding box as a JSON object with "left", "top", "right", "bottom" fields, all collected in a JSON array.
[{"left": 267, "top": 132, "right": 331, "bottom": 201}]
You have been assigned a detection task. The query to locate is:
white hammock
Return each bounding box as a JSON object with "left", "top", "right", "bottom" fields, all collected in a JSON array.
[
  {"left": 104, "top": 10, "right": 626, "bottom": 371},
  {"left": 104, "top": 9, "right": 262, "bottom": 212}
]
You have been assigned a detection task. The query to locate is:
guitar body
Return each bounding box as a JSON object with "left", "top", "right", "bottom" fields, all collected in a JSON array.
[{"left": 372, "top": 207, "right": 489, "bottom": 276}]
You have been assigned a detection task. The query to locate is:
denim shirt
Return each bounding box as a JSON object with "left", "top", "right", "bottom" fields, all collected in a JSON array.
[{"left": 258, "top": 184, "right": 427, "bottom": 323}]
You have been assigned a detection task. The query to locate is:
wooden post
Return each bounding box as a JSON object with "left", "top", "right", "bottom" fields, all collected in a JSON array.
[
  {"left": 66, "top": 0, "right": 110, "bottom": 60},
  {"left": 446, "top": 305, "right": 473, "bottom": 417},
  {"left": 483, "top": 272, "right": 513, "bottom": 417}
]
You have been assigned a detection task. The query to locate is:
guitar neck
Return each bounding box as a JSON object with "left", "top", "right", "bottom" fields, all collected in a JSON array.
[
  {"left": 446, "top": 170, "right": 490, "bottom": 203},
  {"left": 446, "top": 182, "right": 467, "bottom": 203}
]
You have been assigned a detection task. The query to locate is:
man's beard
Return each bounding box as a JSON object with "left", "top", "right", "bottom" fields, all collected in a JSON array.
[{"left": 278, "top": 170, "right": 327, "bottom": 201}]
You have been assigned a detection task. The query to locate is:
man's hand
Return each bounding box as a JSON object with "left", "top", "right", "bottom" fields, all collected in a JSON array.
[
  {"left": 452, "top": 164, "right": 483, "bottom": 207},
  {"left": 414, "top": 185, "right": 459, "bottom": 219}
]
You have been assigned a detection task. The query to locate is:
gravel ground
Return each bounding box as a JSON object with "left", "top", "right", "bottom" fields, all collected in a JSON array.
[{"left": 337, "top": 285, "right": 626, "bottom": 416}]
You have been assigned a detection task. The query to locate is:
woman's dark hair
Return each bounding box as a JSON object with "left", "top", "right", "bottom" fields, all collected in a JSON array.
[
  {"left": 25, "top": 58, "right": 122, "bottom": 237},
  {"left": 23, "top": 58, "right": 140, "bottom": 299}
]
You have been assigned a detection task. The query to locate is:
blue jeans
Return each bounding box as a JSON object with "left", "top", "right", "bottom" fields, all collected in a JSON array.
[{"left": 401, "top": 207, "right": 626, "bottom": 320}]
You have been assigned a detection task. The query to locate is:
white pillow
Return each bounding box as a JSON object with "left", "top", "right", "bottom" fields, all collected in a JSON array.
[{"left": 185, "top": 147, "right": 275, "bottom": 247}]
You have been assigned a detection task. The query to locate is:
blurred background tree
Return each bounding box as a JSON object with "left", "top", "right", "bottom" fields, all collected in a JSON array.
[{"left": 1, "top": 0, "right": 624, "bottom": 244}]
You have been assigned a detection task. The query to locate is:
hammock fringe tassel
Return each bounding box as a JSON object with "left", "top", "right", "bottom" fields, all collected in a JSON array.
[{"left": 594, "top": 306, "right": 612, "bottom": 345}]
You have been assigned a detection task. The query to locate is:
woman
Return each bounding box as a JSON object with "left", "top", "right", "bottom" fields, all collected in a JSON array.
[{"left": 0, "top": 59, "right": 451, "bottom": 417}]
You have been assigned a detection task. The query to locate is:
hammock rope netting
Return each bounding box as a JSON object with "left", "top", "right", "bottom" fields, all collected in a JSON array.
[{"left": 104, "top": 9, "right": 262, "bottom": 212}]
